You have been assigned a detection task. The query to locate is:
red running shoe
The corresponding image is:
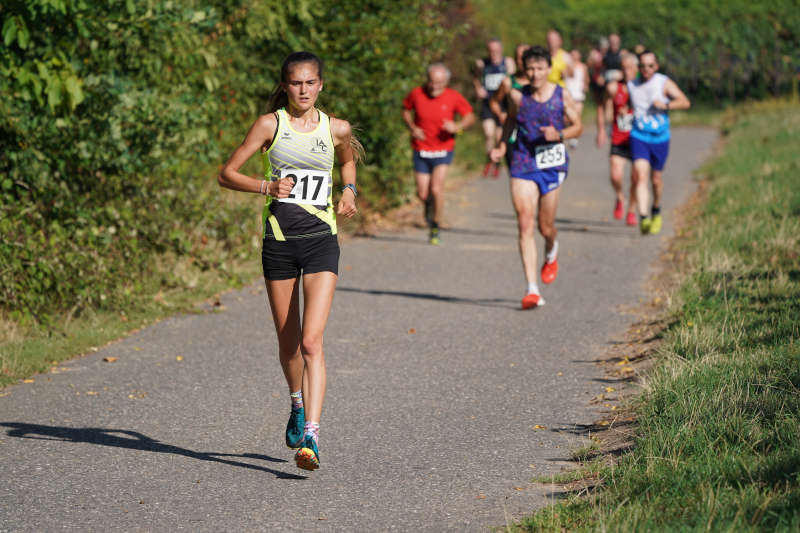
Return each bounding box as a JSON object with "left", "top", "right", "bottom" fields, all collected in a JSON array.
[
  {"left": 482, "top": 162, "right": 492, "bottom": 177},
  {"left": 521, "top": 292, "right": 545, "bottom": 309},
  {"left": 541, "top": 259, "right": 558, "bottom": 284},
  {"left": 613, "top": 200, "right": 624, "bottom": 220},
  {"left": 625, "top": 211, "right": 637, "bottom": 226},
  {"left": 491, "top": 163, "right": 500, "bottom": 179}
]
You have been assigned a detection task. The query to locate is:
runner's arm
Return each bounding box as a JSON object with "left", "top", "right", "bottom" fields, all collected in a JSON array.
[
  {"left": 488, "top": 78, "right": 510, "bottom": 123},
  {"left": 402, "top": 108, "right": 425, "bottom": 140},
  {"left": 661, "top": 79, "right": 691, "bottom": 111},
  {"left": 582, "top": 64, "right": 590, "bottom": 93},
  {"left": 562, "top": 51, "right": 575, "bottom": 78},
  {"left": 218, "top": 114, "right": 292, "bottom": 197},
  {"left": 331, "top": 118, "right": 358, "bottom": 219},
  {"left": 473, "top": 59, "right": 488, "bottom": 100},
  {"left": 489, "top": 89, "right": 520, "bottom": 162},
  {"left": 596, "top": 82, "right": 614, "bottom": 146},
  {"left": 505, "top": 56, "right": 516, "bottom": 76}
]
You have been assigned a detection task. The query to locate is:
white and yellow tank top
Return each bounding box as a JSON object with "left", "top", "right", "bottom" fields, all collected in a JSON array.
[{"left": 262, "top": 108, "right": 336, "bottom": 241}]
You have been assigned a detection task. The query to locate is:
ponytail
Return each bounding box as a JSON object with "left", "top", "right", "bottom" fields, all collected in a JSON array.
[{"left": 266, "top": 84, "right": 289, "bottom": 114}]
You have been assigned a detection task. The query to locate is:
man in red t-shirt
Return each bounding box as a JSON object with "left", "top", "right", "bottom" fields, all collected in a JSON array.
[{"left": 402, "top": 63, "right": 475, "bottom": 244}]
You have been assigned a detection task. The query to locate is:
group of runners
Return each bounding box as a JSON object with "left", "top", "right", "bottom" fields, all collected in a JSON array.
[{"left": 216, "top": 32, "right": 690, "bottom": 472}]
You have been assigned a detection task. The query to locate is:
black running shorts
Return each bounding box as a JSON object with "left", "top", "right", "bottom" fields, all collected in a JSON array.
[
  {"left": 610, "top": 142, "right": 632, "bottom": 160},
  {"left": 262, "top": 234, "right": 340, "bottom": 280}
]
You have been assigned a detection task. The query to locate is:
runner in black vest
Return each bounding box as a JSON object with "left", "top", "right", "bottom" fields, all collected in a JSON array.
[{"left": 473, "top": 38, "right": 515, "bottom": 178}]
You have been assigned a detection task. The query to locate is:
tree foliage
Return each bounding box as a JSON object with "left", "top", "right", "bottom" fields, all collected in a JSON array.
[
  {"left": 471, "top": 0, "right": 799, "bottom": 101},
  {"left": 0, "top": 0, "right": 454, "bottom": 322}
]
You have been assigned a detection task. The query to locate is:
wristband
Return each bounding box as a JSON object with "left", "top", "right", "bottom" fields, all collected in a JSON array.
[
  {"left": 341, "top": 184, "right": 358, "bottom": 197},
  {"left": 558, "top": 130, "right": 564, "bottom": 142},
  {"left": 260, "top": 180, "right": 267, "bottom": 195}
]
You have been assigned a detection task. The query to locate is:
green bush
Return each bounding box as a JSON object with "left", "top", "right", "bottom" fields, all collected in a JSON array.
[{"left": 0, "top": 0, "right": 456, "bottom": 324}]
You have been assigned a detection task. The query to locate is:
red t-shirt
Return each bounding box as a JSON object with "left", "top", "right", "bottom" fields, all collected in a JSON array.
[
  {"left": 402, "top": 86, "right": 473, "bottom": 151},
  {"left": 611, "top": 83, "right": 633, "bottom": 146}
]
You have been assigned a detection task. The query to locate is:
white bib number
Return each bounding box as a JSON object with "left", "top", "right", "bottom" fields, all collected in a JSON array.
[
  {"left": 616, "top": 113, "right": 633, "bottom": 132},
  {"left": 484, "top": 72, "right": 506, "bottom": 91},
  {"left": 419, "top": 150, "right": 448, "bottom": 159},
  {"left": 277, "top": 168, "right": 331, "bottom": 205},
  {"left": 535, "top": 143, "right": 566, "bottom": 169}
]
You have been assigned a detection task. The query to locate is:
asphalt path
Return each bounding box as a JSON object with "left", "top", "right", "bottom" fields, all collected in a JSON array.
[{"left": 0, "top": 126, "right": 715, "bottom": 532}]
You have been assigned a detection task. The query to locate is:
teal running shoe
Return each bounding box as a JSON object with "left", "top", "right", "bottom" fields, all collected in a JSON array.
[
  {"left": 285, "top": 407, "right": 305, "bottom": 449},
  {"left": 294, "top": 435, "right": 320, "bottom": 471}
]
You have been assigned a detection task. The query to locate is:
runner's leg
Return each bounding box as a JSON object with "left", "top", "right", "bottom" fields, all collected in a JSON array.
[
  {"left": 627, "top": 164, "right": 638, "bottom": 218},
  {"left": 538, "top": 187, "right": 560, "bottom": 258},
  {"left": 651, "top": 169, "right": 663, "bottom": 211},
  {"left": 633, "top": 159, "right": 651, "bottom": 218},
  {"left": 429, "top": 164, "right": 448, "bottom": 227},
  {"left": 510, "top": 178, "right": 540, "bottom": 287},
  {"left": 266, "top": 277, "right": 308, "bottom": 449},
  {"left": 265, "top": 278, "right": 304, "bottom": 395},
  {"left": 482, "top": 118, "right": 497, "bottom": 175},
  {"left": 298, "top": 271, "right": 337, "bottom": 426},
  {"left": 415, "top": 171, "right": 433, "bottom": 225},
  {"left": 609, "top": 154, "right": 626, "bottom": 206}
]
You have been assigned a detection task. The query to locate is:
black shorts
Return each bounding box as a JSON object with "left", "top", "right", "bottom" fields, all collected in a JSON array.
[
  {"left": 610, "top": 142, "right": 632, "bottom": 160},
  {"left": 262, "top": 234, "right": 339, "bottom": 280},
  {"left": 480, "top": 99, "right": 501, "bottom": 124}
]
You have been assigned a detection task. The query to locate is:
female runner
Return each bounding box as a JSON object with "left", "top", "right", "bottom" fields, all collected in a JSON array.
[{"left": 218, "top": 51, "right": 361, "bottom": 471}]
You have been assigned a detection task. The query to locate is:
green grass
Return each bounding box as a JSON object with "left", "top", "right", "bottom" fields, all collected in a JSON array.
[{"left": 515, "top": 99, "right": 800, "bottom": 532}]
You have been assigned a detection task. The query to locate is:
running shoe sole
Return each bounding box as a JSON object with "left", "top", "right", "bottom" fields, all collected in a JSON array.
[{"left": 295, "top": 446, "right": 320, "bottom": 471}]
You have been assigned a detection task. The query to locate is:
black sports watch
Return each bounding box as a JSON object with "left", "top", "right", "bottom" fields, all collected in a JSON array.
[{"left": 341, "top": 184, "right": 358, "bottom": 197}]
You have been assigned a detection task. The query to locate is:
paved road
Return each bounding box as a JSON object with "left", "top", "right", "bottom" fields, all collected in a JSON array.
[{"left": 0, "top": 127, "right": 715, "bottom": 532}]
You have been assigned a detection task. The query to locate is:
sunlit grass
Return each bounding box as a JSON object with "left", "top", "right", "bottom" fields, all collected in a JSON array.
[{"left": 514, "top": 100, "right": 800, "bottom": 531}]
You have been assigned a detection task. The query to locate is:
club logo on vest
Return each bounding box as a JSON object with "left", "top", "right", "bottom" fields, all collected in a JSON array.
[
  {"left": 281, "top": 130, "right": 292, "bottom": 140},
  {"left": 311, "top": 138, "right": 328, "bottom": 153}
]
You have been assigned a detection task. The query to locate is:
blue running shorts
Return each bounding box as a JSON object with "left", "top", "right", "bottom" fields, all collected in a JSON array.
[
  {"left": 631, "top": 137, "right": 670, "bottom": 171},
  {"left": 511, "top": 169, "right": 567, "bottom": 195},
  {"left": 413, "top": 150, "right": 454, "bottom": 174}
]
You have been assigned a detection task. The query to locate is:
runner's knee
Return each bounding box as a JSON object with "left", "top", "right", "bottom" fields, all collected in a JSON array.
[
  {"left": 278, "top": 343, "right": 300, "bottom": 361},
  {"left": 539, "top": 220, "right": 557, "bottom": 240},
  {"left": 517, "top": 213, "right": 535, "bottom": 236},
  {"left": 300, "top": 335, "right": 324, "bottom": 358}
]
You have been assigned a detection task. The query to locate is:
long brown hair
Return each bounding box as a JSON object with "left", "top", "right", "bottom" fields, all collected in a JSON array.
[{"left": 266, "top": 52, "right": 364, "bottom": 163}]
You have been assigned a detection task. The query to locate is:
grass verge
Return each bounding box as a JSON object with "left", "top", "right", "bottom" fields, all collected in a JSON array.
[{"left": 514, "top": 99, "right": 800, "bottom": 531}]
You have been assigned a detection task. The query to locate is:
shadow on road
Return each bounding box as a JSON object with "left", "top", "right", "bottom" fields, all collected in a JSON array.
[
  {"left": 337, "top": 287, "right": 519, "bottom": 309},
  {"left": 1, "top": 422, "right": 306, "bottom": 480},
  {"left": 489, "top": 212, "right": 638, "bottom": 237}
]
